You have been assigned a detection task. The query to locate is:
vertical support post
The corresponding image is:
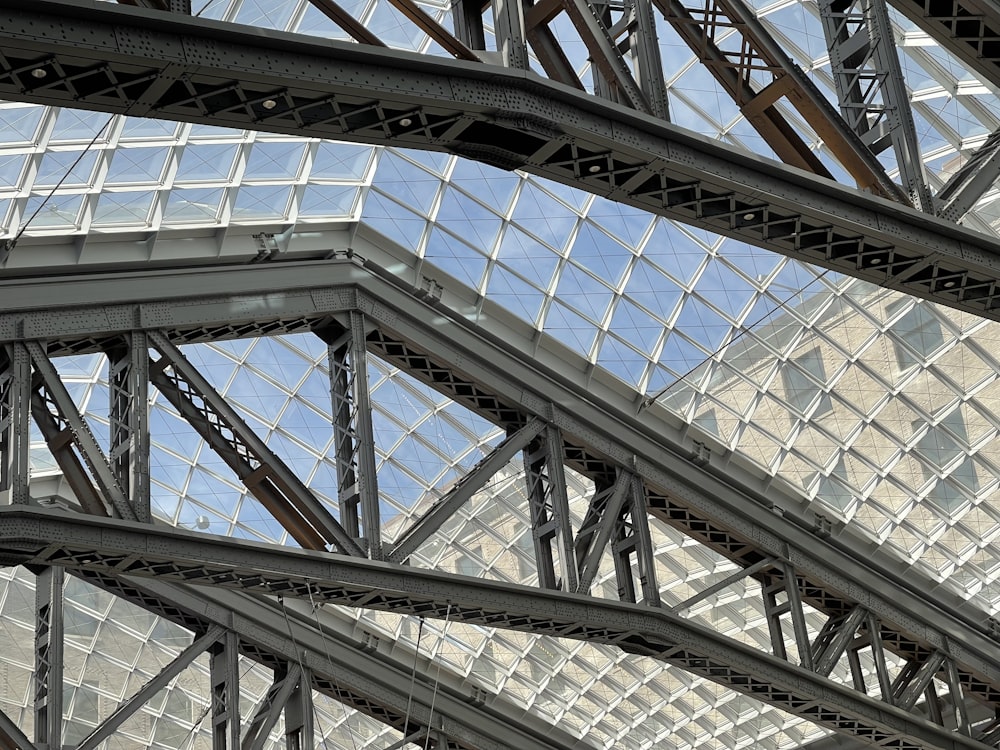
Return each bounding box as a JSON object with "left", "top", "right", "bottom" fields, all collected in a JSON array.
[
  {"left": 108, "top": 332, "right": 151, "bottom": 523},
  {"left": 818, "top": 0, "right": 932, "bottom": 211},
  {"left": 453, "top": 0, "right": 487, "bottom": 48},
  {"left": 210, "top": 630, "right": 241, "bottom": 750},
  {"left": 761, "top": 563, "right": 813, "bottom": 668},
  {"left": 612, "top": 474, "right": 660, "bottom": 606},
  {"left": 285, "top": 666, "right": 314, "bottom": 750},
  {"left": 523, "top": 424, "right": 578, "bottom": 591},
  {"left": 323, "top": 313, "right": 381, "bottom": 559},
  {"left": 493, "top": 0, "right": 530, "bottom": 68},
  {"left": 623, "top": 0, "right": 669, "bottom": 119},
  {"left": 0, "top": 344, "right": 30, "bottom": 505},
  {"left": 34, "top": 566, "right": 64, "bottom": 750}
]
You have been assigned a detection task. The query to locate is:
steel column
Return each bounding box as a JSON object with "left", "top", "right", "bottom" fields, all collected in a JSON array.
[
  {"left": 0, "top": 345, "right": 29, "bottom": 506},
  {"left": 211, "top": 630, "right": 241, "bottom": 750},
  {"left": 1, "top": 507, "right": 993, "bottom": 750},
  {"left": 148, "top": 330, "right": 364, "bottom": 556},
  {"left": 523, "top": 424, "right": 578, "bottom": 591},
  {"left": 107, "top": 331, "right": 151, "bottom": 523},
  {"left": 321, "top": 313, "right": 381, "bottom": 558},
  {"left": 819, "top": 0, "right": 933, "bottom": 211},
  {"left": 389, "top": 417, "right": 545, "bottom": 562},
  {"left": 284, "top": 666, "right": 315, "bottom": 750},
  {"left": 242, "top": 664, "right": 302, "bottom": 750},
  {"left": 25, "top": 340, "right": 137, "bottom": 521},
  {"left": 33, "top": 566, "right": 63, "bottom": 750},
  {"left": 77, "top": 624, "right": 227, "bottom": 750}
]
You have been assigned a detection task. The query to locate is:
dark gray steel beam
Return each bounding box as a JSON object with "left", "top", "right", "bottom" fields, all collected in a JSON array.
[
  {"left": 819, "top": 0, "right": 933, "bottom": 211},
  {"left": 0, "top": 345, "right": 30, "bottom": 506},
  {"left": 107, "top": 331, "right": 151, "bottom": 523},
  {"left": 70, "top": 571, "right": 589, "bottom": 750},
  {"left": 148, "top": 330, "right": 365, "bottom": 556},
  {"left": 388, "top": 416, "right": 546, "bottom": 563},
  {"left": 33, "top": 566, "right": 63, "bottom": 750},
  {"left": 0, "top": 506, "right": 992, "bottom": 750},
  {"left": 886, "top": 0, "right": 1000, "bottom": 92},
  {"left": 936, "top": 126, "right": 1000, "bottom": 221},
  {"left": 25, "top": 340, "right": 138, "bottom": 521},
  {"left": 1, "top": 257, "right": 999, "bottom": 721},
  {"left": 0, "top": 707, "right": 36, "bottom": 750},
  {"left": 6, "top": 1, "right": 1000, "bottom": 316}
]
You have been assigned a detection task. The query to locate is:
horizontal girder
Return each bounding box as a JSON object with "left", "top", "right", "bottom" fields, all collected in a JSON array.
[
  {"left": 2, "top": 254, "right": 1000, "bottom": 741},
  {"left": 0, "top": 506, "right": 993, "bottom": 750},
  {"left": 4, "top": 1, "right": 1000, "bottom": 318}
]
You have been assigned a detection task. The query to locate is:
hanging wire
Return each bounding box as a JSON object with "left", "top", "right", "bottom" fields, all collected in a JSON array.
[
  {"left": 639, "top": 267, "right": 832, "bottom": 410},
  {"left": 2, "top": 114, "right": 114, "bottom": 263},
  {"left": 422, "top": 603, "right": 452, "bottom": 750},
  {"left": 307, "top": 584, "right": 353, "bottom": 750}
]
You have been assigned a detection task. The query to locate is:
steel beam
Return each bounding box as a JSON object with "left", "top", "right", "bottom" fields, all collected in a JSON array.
[
  {"left": 887, "top": 0, "right": 1000, "bottom": 93},
  {"left": 0, "top": 345, "right": 30, "bottom": 506},
  {"left": 33, "top": 566, "right": 63, "bottom": 750},
  {"left": 77, "top": 624, "right": 227, "bottom": 750},
  {"left": 1, "top": 257, "right": 999, "bottom": 724},
  {"left": 819, "top": 0, "right": 933, "bottom": 211},
  {"left": 0, "top": 507, "right": 993, "bottom": 750},
  {"left": 7, "top": 2, "right": 1000, "bottom": 316},
  {"left": 210, "top": 629, "right": 241, "bottom": 750},
  {"left": 25, "top": 340, "right": 138, "bottom": 521},
  {"left": 936, "top": 126, "right": 1000, "bottom": 221},
  {"left": 0, "top": 707, "right": 36, "bottom": 750},
  {"left": 148, "top": 330, "right": 364, "bottom": 556},
  {"left": 107, "top": 331, "right": 151, "bottom": 523},
  {"left": 69, "top": 571, "right": 588, "bottom": 750},
  {"left": 389, "top": 416, "right": 546, "bottom": 563}
]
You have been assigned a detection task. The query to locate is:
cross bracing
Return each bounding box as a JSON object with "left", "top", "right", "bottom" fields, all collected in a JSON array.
[
  {"left": 2, "top": 252, "right": 1000, "bottom": 748},
  {"left": 2, "top": 0, "right": 1000, "bottom": 747}
]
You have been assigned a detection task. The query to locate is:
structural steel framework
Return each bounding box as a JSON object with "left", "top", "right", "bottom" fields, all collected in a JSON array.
[
  {"left": 2, "top": 256, "right": 1000, "bottom": 748},
  {"left": 2, "top": 0, "right": 1000, "bottom": 747},
  {"left": 4, "top": 1, "right": 1000, "bottom": 320}
]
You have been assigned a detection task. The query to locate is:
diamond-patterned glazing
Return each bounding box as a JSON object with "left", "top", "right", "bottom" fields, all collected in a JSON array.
[{"left": 3, "top": 0, "right": 1000, "bottom": 746}]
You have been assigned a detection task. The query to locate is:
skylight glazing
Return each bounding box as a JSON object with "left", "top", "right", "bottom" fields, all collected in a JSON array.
[{"left": 3, "top": 0, "right": 1000, "bottom": 746}]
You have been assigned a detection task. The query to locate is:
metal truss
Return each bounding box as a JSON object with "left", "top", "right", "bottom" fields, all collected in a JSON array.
[
  {"left": 75, "top": 572, "right": 583, "bottom": 750},
  {"left": 8, "top": 3, "right": 1000, "bottom": 320},
  {"left": 1, "top": 506, "right": 997, "bottom": 750},
  {"left": 819, "top": 0, "right": 934, "bottom": 212},
  {"left": 3, "top": 257, "right": 1000, "bottom": 747},
  {"left": 936, "top": 126, "right": 1000, "bottom": 220},
  {"left": 888, "top": 0, "right": 1000, "bottom": 91}
]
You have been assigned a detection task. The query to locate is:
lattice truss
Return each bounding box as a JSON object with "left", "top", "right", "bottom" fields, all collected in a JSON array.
[{"left": 0, "top": 0, "right": 999, "bottom": 748}]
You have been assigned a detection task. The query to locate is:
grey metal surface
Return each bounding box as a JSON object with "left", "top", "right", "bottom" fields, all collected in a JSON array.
[
  {"left": 0, "top": 506, "right": 994, "bottom": 750},
  {"left": 74, "top": 570, "right": 593, "bottom": 750},
  {"left": 3, "top": 255, "right": 1000, "bottom": 723},
  {"left": 5, "top": 2, "right": 1000, "bottom": 318}
]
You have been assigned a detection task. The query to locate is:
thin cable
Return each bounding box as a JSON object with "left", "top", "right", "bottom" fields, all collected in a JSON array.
[
  {"left": 422, "top": 603, "right": 452, "bottom": 750},
  {"left": 401, "top": 616, "right": 426, "bottom": 746},
  {"left": 195, "top": 0, "right": 217, "bottom": 16},
  {"left": 11, "top": 115, "right": 113, "bottom": 247},
  {"left": 307, "top": 584, "right": 351, "bottom": 750},
  {"left": 640, "top": 268, "right": 832, "bottom": 409}
]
